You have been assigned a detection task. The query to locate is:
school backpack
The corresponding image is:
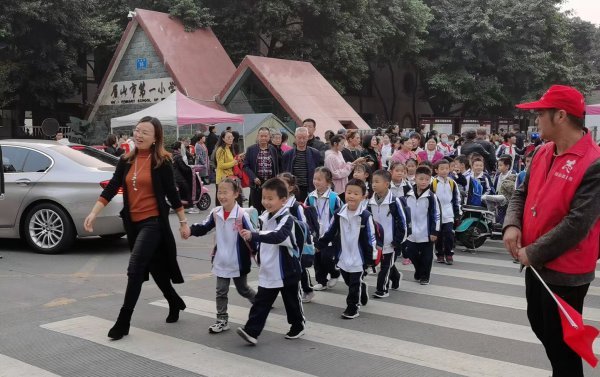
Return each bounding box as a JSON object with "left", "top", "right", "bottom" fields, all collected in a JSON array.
[
  {"left": 306, "top": 191, "right": 339, "bottom": 217},
  {"left": 468, "top": 177, "right": 484, "bottom": 206},
  {"left": 291, "top": 201, "right": 320, "bottom": 238},
  {"left": 431, "top": 177, "right": 455, "bottom": 194},
  {"left": 359, "top": 211, "right": 383, "bottom": 266},
  {"left": 288, "top": 203, "right": 316, "bottom": 268}
]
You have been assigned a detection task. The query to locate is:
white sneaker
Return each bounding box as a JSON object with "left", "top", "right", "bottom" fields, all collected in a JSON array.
[
  {"left": 312, "top": 284, "right": 327, "bottom": 291},
  {"left": 208, "top": 320, "right": 229, "bottom": 333},
  {"left": 186, "top": 207, "right": 200, "bottom": 214},
  {"left": 326, "top": 278, "right": 338, "bottom": 289},
  {"left": 302, "top": 291, "right": 315, "bottom": 303}
]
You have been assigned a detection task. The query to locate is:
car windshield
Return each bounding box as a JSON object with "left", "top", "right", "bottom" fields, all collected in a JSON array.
[{"left": 55, "top": 145, "right": 117, "bottom": 168}]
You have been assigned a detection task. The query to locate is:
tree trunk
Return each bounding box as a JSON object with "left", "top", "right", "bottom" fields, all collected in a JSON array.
[
  {"left": 369, "top": 61, "right": 390, "bottom": 121},
  {"left": 387, "top": 61, "right": 397, "bottom": 121}
]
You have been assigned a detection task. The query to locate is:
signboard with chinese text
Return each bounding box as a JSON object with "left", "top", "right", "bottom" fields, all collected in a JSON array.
[
  {"left": 136, "top": 58, "right": 148, "bottom": 70},
  {"left": 102, "top": 77, "right": 176, "bottom": 106}
]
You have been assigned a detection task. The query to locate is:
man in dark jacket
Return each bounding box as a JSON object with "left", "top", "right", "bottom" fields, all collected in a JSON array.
[
  {"left": 475, "top": 127, "right": 497, "bottom": 172},
  {"left": 513, "top": 124, "right": 526, "bottom": 150},
  {"left": 282, "top": 127, "right": 323, "bottom": 202},
  {"left": 303, "top": 118, "right": 328, "bottom": 155},
  {"left": 244, "top": 127, "right": 280, "bottom": 212},
  {"left": 460, "top": 130, "right": 490, "bottom": 161}
]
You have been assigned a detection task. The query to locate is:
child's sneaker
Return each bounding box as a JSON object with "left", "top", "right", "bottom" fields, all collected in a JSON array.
[
  {"left": 302, "top": 291, "right": 315, "bottom": 303},
  {"left": 236, "top": 327, "right": 257, "bottom": 345},
  {"left": 436, "top": 255, "right": 445, "bottom": 263},
  {"left": 420, "top": 278, "right": 430, "bottom": 285},
  {"left": 326, "top": 277, "right": 338, "bottom": 289},
  {"left": 208, "top": 319, "right": 230, "bottom": 334},
  {"left": 445, "top": 255, "right": 454, "bottom": 265},
  {"left": 360, "top": 282, "right": 369, "bottom": 306},
  {"left": 285, "top": 324, "right": 305, "bottom": 339},
  {"left": 402, "top": 258, "right": 412, "bottom": 265},
  {"left": 312, "top": 283, "right": 327, "bottom": 291},
  {"left": 341, "top": 306, "right": 359, "bottom": 319},
  {"left": 389, "top": 272, "right": 402, "bottom": 290},
  {"left": 373, "top": 290, "right": 389, "bottom": 298}
]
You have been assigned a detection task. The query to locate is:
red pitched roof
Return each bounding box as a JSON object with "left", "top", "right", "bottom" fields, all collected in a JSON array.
[
  {"left": 88, "top": 8, "right": 234, "bottom": 120},
  {"left": 219, "top": 56, "right": 370, "bottom": 138},
  {"left": 135, "top": 9, "right": 235, "bottom": 107}
]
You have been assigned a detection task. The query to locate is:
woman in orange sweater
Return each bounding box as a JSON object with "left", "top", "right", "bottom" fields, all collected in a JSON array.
[{"left": 84, "top": 116, "right": 190, "bottom": 340}]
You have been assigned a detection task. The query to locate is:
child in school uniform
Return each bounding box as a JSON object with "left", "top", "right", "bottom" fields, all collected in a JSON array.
[
  {"left": 368, "top": 170, "right": 408, "bottom": 298},
  {"left": 305, "top": 167, "right": 343, "bottom": 291},
  {"left": 316, "top": 179, "right": 377, "bottom": 319},
  {"left": 352, "top": 162, "right": 373, "bottom": 202},
  {"left": 405, "top": 158, "right": 418, "bottom": 186},
  {"left": 278, "top": 173, "right": 315, "bottom": 303},
  {"left": 188, "top": 178, "right": 257, "bottom": 334},
  {"left": 471, "top": 157, "right": 494, "bottom": 195},
  {"left": 238, "top": 178, "right": 305, "bottom": 345},
  {"left": 405, "top": 166, "right": 441, "bottom": 285},
  {"left": 431, "top": 159, "right": 462, "bottom": 265},
  {"left": 389, "top": 161, "right": 413, "bottom": 197}
]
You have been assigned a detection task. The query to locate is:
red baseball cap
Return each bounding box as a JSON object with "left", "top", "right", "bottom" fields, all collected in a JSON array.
[{"left": 516, "top": 85, "right": 585, "bottom": 118}]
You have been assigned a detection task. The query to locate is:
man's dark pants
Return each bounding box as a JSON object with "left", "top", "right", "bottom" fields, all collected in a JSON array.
[{"left": 525, "top": 267, "right": 590, "bottom": 377}]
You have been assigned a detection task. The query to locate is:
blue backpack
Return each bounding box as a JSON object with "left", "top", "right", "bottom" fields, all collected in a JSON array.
[
  {"left": 468, "top": 177, "right": 484, "bottom": 206},
  {"left": 306, "top": 192, "right": 339, "bottom": 218}
]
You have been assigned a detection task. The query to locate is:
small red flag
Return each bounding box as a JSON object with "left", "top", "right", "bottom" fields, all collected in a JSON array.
[{"left": 554, "top": 293, "right": 600, "bottom": 367}]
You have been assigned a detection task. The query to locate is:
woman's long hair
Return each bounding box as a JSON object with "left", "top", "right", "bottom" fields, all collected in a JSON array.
[{"left": 124, "top": 116, "right": 171, "bottom": 168}]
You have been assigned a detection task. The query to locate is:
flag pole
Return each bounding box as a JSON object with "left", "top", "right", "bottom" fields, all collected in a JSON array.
[{"left": 529, "top": 266, "right": 579, "bottom": 329}]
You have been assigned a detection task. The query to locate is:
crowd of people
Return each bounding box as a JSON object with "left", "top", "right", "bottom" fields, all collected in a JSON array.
[{"left": 83, "top": 85, "right": 599, "bottom": 376}]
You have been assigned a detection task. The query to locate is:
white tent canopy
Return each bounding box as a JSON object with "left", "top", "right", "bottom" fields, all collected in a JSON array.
[{"left": 110, "top": 91, "right": 244, "bottom": 139}]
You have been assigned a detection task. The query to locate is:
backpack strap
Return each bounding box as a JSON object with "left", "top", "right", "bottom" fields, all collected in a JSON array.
[
  {"left": 328, "top": 191, "right": 338, "bottom": 215},
  {"left": 432, "top": 178, "right": 438, "bottom": 193}
]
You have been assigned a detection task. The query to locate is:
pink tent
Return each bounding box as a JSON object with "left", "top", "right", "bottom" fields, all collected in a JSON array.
[
  {"left": 110, "top": 91, "right": 244, "bottom": 138},
  {"left": 587, "top": 104, "right": 600, "bottom": 115}
]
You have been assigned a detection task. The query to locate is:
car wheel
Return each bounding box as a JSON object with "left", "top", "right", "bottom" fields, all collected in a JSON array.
[
  {"left": 23, "top": 203, "right": 75, "bottom": 254},
  {"left": 100, "top": 233, "right": 126, "bottom": 240},
  {"left": 197, "top": 193, "right": 211, "bottom": 211}
]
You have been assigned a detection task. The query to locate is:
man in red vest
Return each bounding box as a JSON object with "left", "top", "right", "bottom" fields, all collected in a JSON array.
[{"left": 504, "top": 85, "right": 600, "bottom": 376}]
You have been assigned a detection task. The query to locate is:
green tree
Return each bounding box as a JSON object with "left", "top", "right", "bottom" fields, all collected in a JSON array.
[
  {"left": 205, "top": 0, "right": 431, "bottom": 100},
  {"left": 418, "top": 0, "right": 600, "bottom": 117},
  {"left": 0, "top": 0, "right": 106, "bottom": 112}
]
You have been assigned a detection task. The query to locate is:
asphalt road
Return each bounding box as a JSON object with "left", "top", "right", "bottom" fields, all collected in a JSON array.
[{"left": 1, "top": 200, "right": 599, "bottom": 377}]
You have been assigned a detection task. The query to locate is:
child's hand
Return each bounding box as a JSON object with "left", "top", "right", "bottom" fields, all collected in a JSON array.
[
  {"left": 430, "top": 235, "right": 438, "bottom": 243},
  {"left": 239, "top": 229, "right": 252, "bottom": 241}
]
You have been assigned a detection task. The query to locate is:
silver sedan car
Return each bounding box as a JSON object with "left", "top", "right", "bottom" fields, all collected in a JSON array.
[{"left": 0, "top": 140, "right": 125, "bottom": 254}]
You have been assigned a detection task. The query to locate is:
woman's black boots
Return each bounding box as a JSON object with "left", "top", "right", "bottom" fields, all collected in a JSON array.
[
  {"left": 108, "top": 307, "right": 133, "bottom": 340},
  {"left": 166, "top": 295, "right": 186, "bottom": 323}
]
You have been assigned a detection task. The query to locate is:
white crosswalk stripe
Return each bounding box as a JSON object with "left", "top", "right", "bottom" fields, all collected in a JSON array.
[
  {"left": 41, "top": 316, "right": 316, "bottom": 377},
  {"left": 0, "top": 354, "right": 60, "bottom": 377},
  {"left": 397, "top": 263, "right": 600, "bottom": 297},
  {"left": 29, "top": 249, "right": 600, "bottom": 377},
  {"left": 151, "top": 297, "right": 550, "bottom": 377}
]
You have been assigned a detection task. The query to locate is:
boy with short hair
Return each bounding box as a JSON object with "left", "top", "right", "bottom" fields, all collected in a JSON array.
[
  {"left": 471, "top": 157, "right": 493, "bottom": 195},
  {"left": 369, "top": 170, "right": 408, "bottom": 297},
  {"left": 431, "top": 159, "right": 461, "bottom": 265},
  {"left": 454, "top": 155, "right": 484, "bottom": 206},
  {"left": 515, "top": 151, "right": 534, "bottom": 189},
  {"left": 238, "top": 178, "right": 305, "bottom": 345},
  {"left": 316, "top": 179, "right": 377, "bottom": 319},
  {"left": 405, "top": 166, "right": 441, "bottom": 285}
]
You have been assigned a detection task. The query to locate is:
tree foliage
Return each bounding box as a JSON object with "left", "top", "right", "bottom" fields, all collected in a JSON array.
[
  {"left": 418, "top": 0, "right": 600, "bottom": 117},
  {"left": 0, "top": 0, "right": 107, "bottom": 109}
]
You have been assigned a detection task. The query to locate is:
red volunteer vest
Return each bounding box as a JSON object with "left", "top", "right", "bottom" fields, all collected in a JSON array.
[{"left": 522, "top": 133, "right": 600, "bottom": 274}]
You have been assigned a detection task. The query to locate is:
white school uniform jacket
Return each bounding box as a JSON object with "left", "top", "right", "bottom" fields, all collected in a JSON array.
[
  {"left": 390, "top": 180, "right": 412, "bottom": 198},
  {"left": 406, "top": 188, "right": 441, "bottom": 243},
  {"left": 253, "top": 206, "right": 299, "bottom": 288},
  {"left": 337, "top": 205, "right": 377, "bottom": 273},
  {"left": 367, "top": 191, "right": 408, "bottom": 254},
  {"left": 305, "top": 188, "right": 342, "bottom": 237},
  {"left": 190, "top": 204, "right": 256, "bottom": 278},
  {"left": 431, "top": 177, "right": 462, "bottom": 224}
]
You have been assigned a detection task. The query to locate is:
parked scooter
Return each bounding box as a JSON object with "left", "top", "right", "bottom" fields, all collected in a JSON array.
[
  {"left": 192, "top": 170, "right": 211, "bottom": 211},
  {"left": 455, "top": 205, "right": 502, "bottom": 250}
]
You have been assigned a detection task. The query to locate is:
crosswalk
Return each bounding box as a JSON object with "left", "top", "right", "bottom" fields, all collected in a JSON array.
[{"left": 4, "top": 241, "right": 600, "bottom": 376}]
